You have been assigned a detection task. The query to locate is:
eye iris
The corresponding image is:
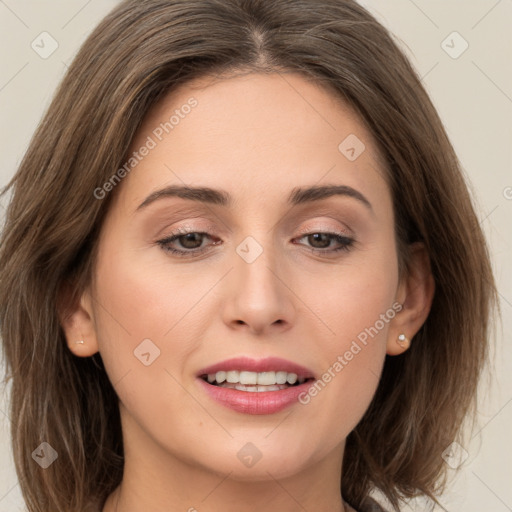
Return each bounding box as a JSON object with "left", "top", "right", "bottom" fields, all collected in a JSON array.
[
  {"left": 308, "top": 233, "right": 331, "bottom": 249},
  {"left": 179, "top": 233, "right": 203, "bottom": 249}
]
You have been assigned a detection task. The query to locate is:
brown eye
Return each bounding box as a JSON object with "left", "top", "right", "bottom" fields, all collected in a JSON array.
[
  {"left": 156, "top": 230, "right": 220, "bottom": 257},
  {"left": 307, "top": 233, "right": 331, "bottom": 249},
  {"left": 175, "top": 233, "right": 204, "bottom": 249},
  {"left": 294, "top": 232, "right": 354, "bottom": 254}
]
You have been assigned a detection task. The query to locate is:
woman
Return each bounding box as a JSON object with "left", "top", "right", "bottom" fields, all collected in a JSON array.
[{"left": 0, "top": 0, "right": 497, "bottom": 511}]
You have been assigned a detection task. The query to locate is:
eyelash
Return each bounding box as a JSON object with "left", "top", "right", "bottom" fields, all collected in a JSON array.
[{"left": 156, "top": 228, "right": 355, "bottom": 258}]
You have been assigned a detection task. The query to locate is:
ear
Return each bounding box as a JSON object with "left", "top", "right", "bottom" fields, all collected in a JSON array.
[
  {"left": 386, "top": 242, "right": 435, "bottom": 355},
  {"left": 57, "top": 279, "right": 99, "bottom": 357}
]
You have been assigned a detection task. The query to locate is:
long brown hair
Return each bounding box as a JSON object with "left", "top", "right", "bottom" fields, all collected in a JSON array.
[{"left": 0, "top": 0, "right": 497, "bottom": 510}]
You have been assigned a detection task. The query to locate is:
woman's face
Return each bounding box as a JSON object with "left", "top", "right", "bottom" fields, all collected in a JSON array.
[{"left": 83, "top": 72, "right": 406, "bottom": 482}]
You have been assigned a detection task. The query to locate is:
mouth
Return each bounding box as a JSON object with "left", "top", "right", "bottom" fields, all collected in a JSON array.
[{"left": 196, "top": 358, "right": 317, "bottom": 414}]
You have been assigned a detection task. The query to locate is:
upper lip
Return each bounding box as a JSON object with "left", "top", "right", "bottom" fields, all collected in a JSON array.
[{"left": 197, "top": 356, "right": 316, "bottom": 379}]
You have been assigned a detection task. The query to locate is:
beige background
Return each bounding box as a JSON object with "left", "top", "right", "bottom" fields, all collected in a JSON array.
[{"left": 0, "top": 1, "right": 510, "bottom": 510}]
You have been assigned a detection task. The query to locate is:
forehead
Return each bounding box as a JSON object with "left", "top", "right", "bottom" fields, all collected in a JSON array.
[{"left": 115, "top": 71, "right": 389, "bottom": 213}]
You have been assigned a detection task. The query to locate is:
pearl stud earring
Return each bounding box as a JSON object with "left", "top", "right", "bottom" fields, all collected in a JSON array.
[{"left": 397, "top": 334, "right": 410, "bottom": 350}]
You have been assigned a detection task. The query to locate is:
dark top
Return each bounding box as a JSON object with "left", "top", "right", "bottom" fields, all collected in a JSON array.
[{"left": 345, "top": 496, "right": 388, "bottom": 512}]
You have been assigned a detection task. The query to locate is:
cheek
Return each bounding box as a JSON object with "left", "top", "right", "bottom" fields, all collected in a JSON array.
[
  {"left": 90, "top": 240, "right": 178, "bottom": 384},
  {"left": 293, "top": 234, "right": 398, "bottom": 435},
  {"left": 92, "top": 237, "right": 206, "bottom": 344},
  {"left": 90, "top": 249, "right": 199, "bottom": 434},
  {"left": 298, "top": 228, "right": 399, "bottom": 349},
  {"left": 91, "top": 238, "right": 221, "bottom": 405}
]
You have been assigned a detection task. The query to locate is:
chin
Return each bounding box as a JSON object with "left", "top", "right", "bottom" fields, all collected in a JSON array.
[{"left": 192, "top": 439, "right": 316, "bottom": 481}]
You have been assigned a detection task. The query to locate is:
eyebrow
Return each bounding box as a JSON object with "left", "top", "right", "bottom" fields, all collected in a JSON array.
[{"left": 136, "top": 184, "right": 373, "bottom": 213}]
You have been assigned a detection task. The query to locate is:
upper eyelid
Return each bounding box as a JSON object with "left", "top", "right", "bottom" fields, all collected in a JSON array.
[
  {"left": 162, "top": 216, "right": 354, "bottom": 234},
  {"left": 162, "top": 227, "right": 352, "bottom": 238}
]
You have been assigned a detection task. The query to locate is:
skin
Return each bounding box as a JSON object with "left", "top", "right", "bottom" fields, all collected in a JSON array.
[{"left": 60, "top": 71, "right": 434, "bottom": 512}]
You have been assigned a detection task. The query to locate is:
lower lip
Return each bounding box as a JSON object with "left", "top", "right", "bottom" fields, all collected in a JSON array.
[{"left": 197, "top": 377, "right": 315, "bottom": 415}]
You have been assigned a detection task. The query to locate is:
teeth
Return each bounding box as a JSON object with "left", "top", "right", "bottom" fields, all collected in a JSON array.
[
  {"left": 205, "top": 370, "right": 308, "bottom": 386},
  {"left": 240, "top": 371, "right": 257, "bottom": 384},
  {"left": 219, "top": 382, "right": 289, "bottom": 392},
  {"left": 226, "top": 371, "right": 239, "bottom": 383},
  {"left": 258, "top": 371, "right": 276, "bottom": 385},
  {"left": 276, "top": 371, "right": 287, "bottom": 384}
]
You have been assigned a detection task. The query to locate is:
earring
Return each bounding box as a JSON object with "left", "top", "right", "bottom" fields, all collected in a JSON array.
[
  {"left": 397, "top": 334, "right": 410, "bottom": 350},
  {"left": 74, "top": 340, "right": 84, "bottom": 344}
]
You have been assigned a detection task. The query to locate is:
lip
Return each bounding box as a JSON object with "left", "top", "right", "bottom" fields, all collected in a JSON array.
[
  {"left": 197, "top": 377, "right": 316, "bottom": 415},
  {"left": 196, "top": 356, "right": 316, "bottom": 379}
]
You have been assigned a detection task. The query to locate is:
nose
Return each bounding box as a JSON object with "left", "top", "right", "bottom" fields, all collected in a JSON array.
[{"left": 221, "top": 239, "right": 296, "bottom": 336}]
